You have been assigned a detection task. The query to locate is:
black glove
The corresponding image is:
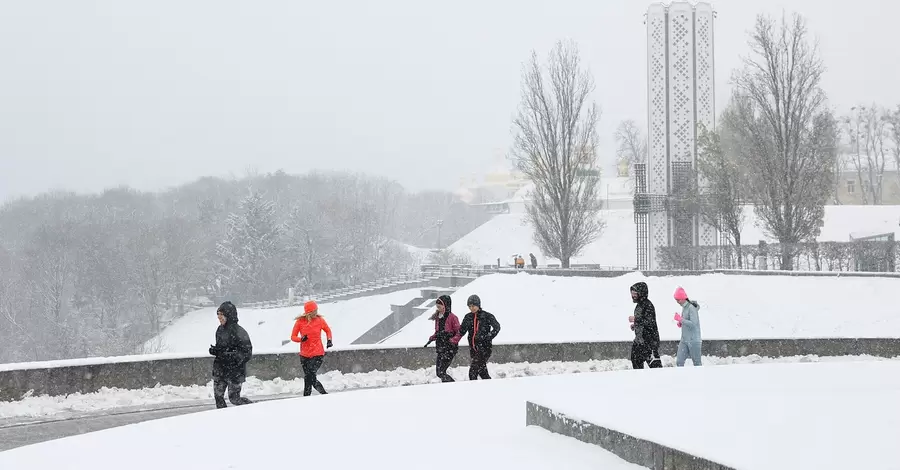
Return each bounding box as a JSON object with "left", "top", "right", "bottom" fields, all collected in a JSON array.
[
  {"left": 300, "top": 335, "right": 308, "bottom": 342},
  {"left": 326, "top": 339, "right": 333, "bottom": 348},
  {"left": 209, "top": 345, "right": 221, "bottom": 356},
  {"left": 424, "top": 339, "right": 433, "bottom": 348}
]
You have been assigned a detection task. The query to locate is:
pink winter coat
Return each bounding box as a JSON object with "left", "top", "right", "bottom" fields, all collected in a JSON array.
[{"left": 429, "top": 312, "right": 462, "bottom": 347}]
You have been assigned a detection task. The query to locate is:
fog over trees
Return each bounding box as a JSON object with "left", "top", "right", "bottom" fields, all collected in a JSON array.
[{"left": 0, "top": 170, "right": 489, "bottom": 363}]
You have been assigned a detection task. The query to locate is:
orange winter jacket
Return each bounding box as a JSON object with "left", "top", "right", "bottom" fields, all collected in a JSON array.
[{"left": 291, "top": 316, "right": 333, "bottom": 358}]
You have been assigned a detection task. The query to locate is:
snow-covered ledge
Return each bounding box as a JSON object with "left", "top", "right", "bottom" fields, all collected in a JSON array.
[{"left": 526, "top": 401, "right": 735, "bottom": 470}]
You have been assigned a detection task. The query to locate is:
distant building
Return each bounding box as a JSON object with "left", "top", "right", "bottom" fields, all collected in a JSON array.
[
  {"left": 835, "top": 170, "right": 900, "bottom": 205},
  {"left": 454, "top": 154, "right": 529, "bottom": 208}
]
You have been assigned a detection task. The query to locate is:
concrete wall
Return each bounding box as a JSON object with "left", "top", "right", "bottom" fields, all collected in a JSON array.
[
  {"left": 526, "top": 401, "right": 735, "bottom": 470},
  {"left": 2, "top": 338, "right": 899, "bottom": 401}
]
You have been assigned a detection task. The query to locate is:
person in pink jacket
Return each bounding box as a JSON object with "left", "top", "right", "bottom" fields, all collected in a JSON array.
[{"left": 424, "top": 295, "right": 461, "bottom": 382}]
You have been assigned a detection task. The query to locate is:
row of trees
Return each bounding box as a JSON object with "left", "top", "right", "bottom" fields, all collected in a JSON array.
[
  {"left": 838, "top": 105, "right": 900, "bottom": 205},
  {"left": 508, "top": 13, "right": 843, "bottom": 271},
  {"left": 0, "top": 171, "right": 490, "bottom": 363}
]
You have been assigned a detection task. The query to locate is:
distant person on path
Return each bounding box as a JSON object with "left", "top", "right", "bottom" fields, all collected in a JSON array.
[
  {"left": 424, "top": 295, "right": 462, "bottom": 382},
  {"left": 529, "top": 253, "right": 537, "bottom": 269},
  {"left": 209, "top": 301, "right": 254, "bottom": 408},
  {"left": 459, "top": 294, "right": 501, "bottom": 380},
  {"left": 514, "top": 255, "right": 525, "bottom": 270},
  {"left": 628, "top": 282, "right": 662, "bottom": 369},
  {"left": 673, "top": 287, "right": 702, "bottom": 367},
  {"left": 291, "top": 300, "right": 333, "bottom": 396}
]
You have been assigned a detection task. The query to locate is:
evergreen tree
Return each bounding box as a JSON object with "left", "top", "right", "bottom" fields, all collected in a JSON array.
[{"left": 215, "top": 190, "right": 283, "bottom": 302}]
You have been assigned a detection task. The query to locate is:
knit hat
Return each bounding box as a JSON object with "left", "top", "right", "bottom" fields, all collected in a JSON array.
[
  {"left": 673, "top": 287, "right": 688, "bottom": 301},
  {"left": 466, "top": 294, "right": 481, "bottom": 308},
  {"left": 304, "top": 300, "right": 318, "bottom": 314}
]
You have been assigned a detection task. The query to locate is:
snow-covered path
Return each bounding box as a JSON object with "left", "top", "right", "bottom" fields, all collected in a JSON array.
[{"left": 3, "top": 353, "right": 897, "bottom": 423}]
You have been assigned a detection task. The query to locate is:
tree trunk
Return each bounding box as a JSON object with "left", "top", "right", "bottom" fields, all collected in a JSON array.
[
  {"left": 780, "top": 245, "right": 794, "bottom": 271},
  {"left": 734, "top": 232, "right": 743, "bottom": 269}
]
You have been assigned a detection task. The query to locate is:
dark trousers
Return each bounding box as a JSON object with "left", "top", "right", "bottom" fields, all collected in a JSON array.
[
  {"left": 469, "top": 347, "right": 492, "bottom": 380},
  {"left": 301, "top": 355, "right": 327, "bottom": 396},
  {"left": 213, "top": 378, "right": 253, "bottom": 409},
  {"left": 631, "top": 343, "right": 662, "bottom": 369},
  {"left": 436, "top": 350, "right": 456, "bottom": 382}
]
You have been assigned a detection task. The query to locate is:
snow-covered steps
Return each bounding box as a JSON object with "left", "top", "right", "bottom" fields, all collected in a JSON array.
[{"left": 352, "top": 286, "right": 462, "bottom": 345}]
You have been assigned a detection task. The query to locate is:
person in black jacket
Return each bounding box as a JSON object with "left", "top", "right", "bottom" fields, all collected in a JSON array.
[
  {"left": 628, "top": 282, "right": 662, "bottom": 369},
  {"left": 209, "top": 301, "right": 254, "bottom": 408},
  {"left": 459, "top": 294, "right": 501, "bottom": 380}
]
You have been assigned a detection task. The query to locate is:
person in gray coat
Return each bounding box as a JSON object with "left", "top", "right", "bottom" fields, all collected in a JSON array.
[{"left": 672, "top": 287, "right": 702, "bottom": 366}]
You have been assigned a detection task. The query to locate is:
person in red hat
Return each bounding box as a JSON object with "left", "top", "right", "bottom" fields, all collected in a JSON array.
[{"left": 290, "top": 300, "right": 333, "bottom": 396}]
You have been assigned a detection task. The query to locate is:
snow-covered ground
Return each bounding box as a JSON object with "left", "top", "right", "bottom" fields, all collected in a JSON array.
[
  {"left": 452, "top": 209, "right": 638, "bottom": 267},
  {"left": 2, "top": 353, "right": 896, "bottom": 421},
  {"left": 141, "top": 270, "right": 900, "bottom": 355},
  {"left": 0, "top": 376, "right": 647, "bottom": 469},
  {"left": 2, "top": 359, "right": 896, "bottom": 469},
  {"left": 146, "top": 287, "right": 425, "bottom": 354},
  {"left": 384, "top": 271, "right": 900, "bottom": 345},
  {"left": 532, "top": 360, "right": 900, "bottom": 469},
  {"left": 451, "top": 205, "right": 900, "bottom": 266}
]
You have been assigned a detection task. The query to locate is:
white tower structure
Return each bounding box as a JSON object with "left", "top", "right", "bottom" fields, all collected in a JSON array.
[{"left": 634, "top": 1, "right": 718, "bottom": 271}]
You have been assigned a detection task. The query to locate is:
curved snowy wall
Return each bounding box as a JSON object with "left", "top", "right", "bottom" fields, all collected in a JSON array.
[{"left": 2, "top": 339, "right": 900, "bottom": 401}]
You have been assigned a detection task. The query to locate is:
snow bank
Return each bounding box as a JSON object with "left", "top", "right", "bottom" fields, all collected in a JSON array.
[
  {"left": 450, "top": 209, "right": 637, "bottom": 267},
  {"left": 2, "top": 353, "right": 894, "bottom": 421},
  {"left": 384, "top": 272, "right": 900, "bottom": 345},
  {"left": 146, "top": 287, "right": 425, "bottom": 354}
]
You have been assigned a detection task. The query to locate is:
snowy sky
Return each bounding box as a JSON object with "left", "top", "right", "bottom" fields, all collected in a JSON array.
[{"left": 1, "top": 0, "right": 898, "bottom": 202}]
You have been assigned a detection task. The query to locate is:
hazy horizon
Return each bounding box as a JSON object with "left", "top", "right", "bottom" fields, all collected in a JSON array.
[{"left": 2, "top": 0, "right": 898, "bottom": 203}]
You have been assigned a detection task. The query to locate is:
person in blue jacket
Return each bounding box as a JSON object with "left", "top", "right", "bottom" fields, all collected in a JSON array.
[{"left": 672, "top": 287, "right": 702, "bottom": 366}]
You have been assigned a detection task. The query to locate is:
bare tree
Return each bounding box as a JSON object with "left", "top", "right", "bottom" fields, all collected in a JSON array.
[
  {"left": 888, "top": 106, "right": 900, "bottom": 191},
  {"left": 729, "top": 14, "right": 837, "bottom": 270},
  {"left": 614, "top": 120, "right": 647, "bottom": 189},
  {"left": 695, "top": 121, "right": 748, "bottom": 267},
  {"left": 511, "top": 40, "right": 605, "bottom": 268},
  {"left": 842, "top": 105, "right": 890, "bottom": 204}
]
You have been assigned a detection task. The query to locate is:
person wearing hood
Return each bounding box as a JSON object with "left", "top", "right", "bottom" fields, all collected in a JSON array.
[
  {"left": 209, "top": 301, "right": 254, "bottom": 408},
  {"left": 291, "top": 300, "right": 333, "bottom": 396},
  {"left": 424, "top": 295, "right": 461, "bottom": 382},
  {"left": 458, "top": 294, "right": 501, "bottom": 380},
  {"left": 628, "top": 282, "right": 662, "bottom": 369},
  {"left": 672, "top": 287, "right": 702, "bottom": 366}
]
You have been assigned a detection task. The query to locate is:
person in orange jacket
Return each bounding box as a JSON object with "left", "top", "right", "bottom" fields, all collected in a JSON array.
[{"left": 290, "top": 300, "right": 333, "bottom": 396}]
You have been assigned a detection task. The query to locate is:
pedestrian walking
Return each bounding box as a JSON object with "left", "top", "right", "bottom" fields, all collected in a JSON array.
[
  {"left": 673, "top": 287, "right": 702, "bottom": 367},
  {"left": 424, "top": 295, "right": 461, "bottom": 382},
  {"left": 628, "top": 282, "right": 662, "bottom": 369},
  {"left": 458, "top": 294, "right": 501, "bottom": 380}
]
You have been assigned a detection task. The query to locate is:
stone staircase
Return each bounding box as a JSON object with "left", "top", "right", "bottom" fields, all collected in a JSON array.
[{"left": 352, "top": 280, "right": 479, "bottom": 345}]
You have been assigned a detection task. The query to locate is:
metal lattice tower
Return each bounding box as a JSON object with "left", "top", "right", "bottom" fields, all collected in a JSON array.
[{"left": 635, "top": 1, "right": 718, "bottom": 271}]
